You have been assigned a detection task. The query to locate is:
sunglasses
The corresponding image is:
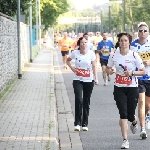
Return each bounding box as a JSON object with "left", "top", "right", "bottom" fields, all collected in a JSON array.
[{"left": 138, "top": 29, "right": 148, "bottom": 33}]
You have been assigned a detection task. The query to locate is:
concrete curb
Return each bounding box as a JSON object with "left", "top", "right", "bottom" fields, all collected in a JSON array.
[
  {"left": 53, "top": 47, "right": 83, "bottom": 150},
  {"left": 49, "top": 48, "right": 59, "bottom": 150}
]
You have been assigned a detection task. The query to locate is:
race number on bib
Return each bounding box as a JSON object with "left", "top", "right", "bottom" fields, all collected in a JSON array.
[
  {"left": 102, "top": 49, "right": 110, "bottom": 56},
  {"left": 138, "top": 52, "right": 150, "bottom": 61},
  {"left": 116, "top": 74, "right": 132, "bottom": 85},
  {"left": 76, "top": 68, "right": 90, "bottom": 77}
]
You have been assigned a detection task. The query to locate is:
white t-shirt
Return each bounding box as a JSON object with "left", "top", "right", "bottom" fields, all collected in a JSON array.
[
  {"left": 70, "top": 50, "right": 96, "bottom": 82},
  {"left": 87, "top": 42, "right": 94, "bottom": 51},
  {"left": 108, "top": 50, "right": 144, "bottom": 87},
  {"left": 130, "top": 39, "right": 150, "bottom": 76}
]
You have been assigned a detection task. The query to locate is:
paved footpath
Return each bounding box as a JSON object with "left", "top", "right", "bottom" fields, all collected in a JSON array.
[{"left": 0, "top": 47, "right": 81, "bottom": 150}]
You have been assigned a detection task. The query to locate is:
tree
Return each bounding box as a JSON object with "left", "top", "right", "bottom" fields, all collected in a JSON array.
[
  {"left": 0, "top": 0, "right": 30, "bottom": 16},
  {"left": 40, "top": 0, "right": 70, "bottom": 30},
  {"left": 0, "top": 0, "right": 70, "bottom": 31}
]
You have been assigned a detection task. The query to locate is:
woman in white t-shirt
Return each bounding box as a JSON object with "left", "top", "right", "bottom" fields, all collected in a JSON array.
[
  {"left": 66, "top": 37, "right": 99, "bottom": 132},
  {"left": 106, "top": 33, "right": 145, "bottom": 149}
]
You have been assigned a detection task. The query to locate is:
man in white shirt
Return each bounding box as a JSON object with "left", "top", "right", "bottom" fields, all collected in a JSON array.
[
  {"left": 83, "top": 33, "right": 94, "bottom": 51},
  {"left": 130, "top": 22, "right": 150, "bottom": 139}
]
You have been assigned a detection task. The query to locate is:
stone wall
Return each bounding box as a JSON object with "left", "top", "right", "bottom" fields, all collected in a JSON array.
[{"left": 0, "top": 13, "right": 30, "bottom": 93}]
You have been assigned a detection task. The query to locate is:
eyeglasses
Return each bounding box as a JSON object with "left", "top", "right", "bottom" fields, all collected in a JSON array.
[{"left": 138, "top": 29, "right": 148, "bottom": 33}]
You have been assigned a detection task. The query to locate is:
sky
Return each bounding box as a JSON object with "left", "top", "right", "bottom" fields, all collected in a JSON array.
[{"left": 71, "top": 0, "right": 109, "bottom": 10}]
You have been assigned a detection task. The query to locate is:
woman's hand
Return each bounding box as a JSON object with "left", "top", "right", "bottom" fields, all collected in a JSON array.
[
  {"left": 124, "top": 70, "right": 132, "bottom": 76},
  {"left": 143, "top": 60, "right": 150, "bottom": 66},
  {"left": 94, "top": 79, "right": 99, "bottom": 85},
  {"left": 70, "top": 66, "right": 76, "bottom": 73},
  {"left": 106, "top": 68, "right": 115, "bottom": 75}
]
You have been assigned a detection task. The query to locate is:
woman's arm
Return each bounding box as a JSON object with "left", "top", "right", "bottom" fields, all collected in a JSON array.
[
  {"left": 106, "top": 66, "right": 115, "bottom": 75},
  {"left": 66, "top": 57, "right": 76, "bottom": 73},
  {"left": 124, "top": 68, "right": 145, "bottom": 77},
  {"left": 124, "top": 52, "right": 146, "bottom": 76},
  {"left": 92, "top": 60, "right": 99, "bottom": 85}
]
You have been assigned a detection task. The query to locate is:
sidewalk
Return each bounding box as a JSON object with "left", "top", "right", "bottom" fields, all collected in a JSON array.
[
  {"left": 54, "top": 48, "right": 83, "bottom": 150},
  {"left": 0, "top": 47, "right": 82, "bottom": 150}
]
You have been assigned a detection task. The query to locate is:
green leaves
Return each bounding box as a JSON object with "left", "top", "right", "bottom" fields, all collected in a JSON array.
[
  {"left": 0, "top": 0, "right": 69, "bottom": 30},
  {"left": 0, "top": 0, "right": 30, "bottom": 17},
  {"left": 41, "top": 0, "right": 69, "bottom": 29}
]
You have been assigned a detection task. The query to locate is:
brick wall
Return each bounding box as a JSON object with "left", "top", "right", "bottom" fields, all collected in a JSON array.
[{"left": 0, "top": 13, "right": 30, "bottom": 93}]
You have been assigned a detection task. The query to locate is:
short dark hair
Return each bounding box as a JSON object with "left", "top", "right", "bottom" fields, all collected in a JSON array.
[
  {"left": 83, "top": 33, "right": 88, "bottom": 36},
  {"left": 102, "top": 31, "right": 107, "bottom": 34}
]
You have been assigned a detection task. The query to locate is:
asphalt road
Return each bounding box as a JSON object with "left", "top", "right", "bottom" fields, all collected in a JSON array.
[{"left": 57, "top": 49, "right": 150, "bottom": 150}]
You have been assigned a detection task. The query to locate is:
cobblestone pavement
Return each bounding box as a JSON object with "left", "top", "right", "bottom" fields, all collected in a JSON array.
[{"left": 0, "top": 48, "right": 59, "bottom": 150}]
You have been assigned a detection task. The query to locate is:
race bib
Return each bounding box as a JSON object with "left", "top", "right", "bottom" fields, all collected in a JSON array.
[
  {"left": 63, "top": 44, "right": 68, "bottom": 47},
  {"left": 138, "top": 52, "right": 150, "bottom": 61},
  {"left": 102, "top": 49, "right": 110, "bottom": 56},
  {"left": 116, "top": 74, "right": 132, "bottom": 85},
  {"left": 76, "top": 68, "right": 90, "bottom": 77}
]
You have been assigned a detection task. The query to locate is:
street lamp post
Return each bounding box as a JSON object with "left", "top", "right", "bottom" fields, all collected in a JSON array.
[
  {"left": 109, "top": 5, "right": 111, "bottom": 33},
  {"left": 36, "top": 0, "right": 39, "bottom": 52},
  {"left": 122, "top": 0, "right": 126, "bottom": 31},
  {"left": 29, "top": 0, "right": 32, "bottom": 62},
  {"left": 17, "top": 0, "right": 22, "bottom": 79},
  {"left": 100, "top": 10, "right": 103, "bottom": 33},
  {"left": 38, "top": 0, "right": 41, "bottom": 50}
]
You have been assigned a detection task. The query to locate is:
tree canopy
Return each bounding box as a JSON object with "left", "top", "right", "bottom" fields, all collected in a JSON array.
[
  {"left": 0, "top": 0, "right": 30, "bottom": 16},
  {"left": 0, "top": 0, "right": 70, "bottom": 30}
]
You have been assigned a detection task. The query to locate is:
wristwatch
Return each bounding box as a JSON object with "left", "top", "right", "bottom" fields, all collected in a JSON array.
[{"left": 132, "top": 71, "right": 135, "bottom": 76}]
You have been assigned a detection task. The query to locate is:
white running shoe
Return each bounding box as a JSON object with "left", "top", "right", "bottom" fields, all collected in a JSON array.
[
  {"left": 74, "top": 125, "right": 80, "bottom": 131},
  {"left": 104, "top": 80, "right": 108, "bottom": 86},
  {"left": 121, "top": 139, "right": 129, "bottom": 149},
  {"left": 140, "top": 128, "right": 147, "bottom": 139},
  {"left": 130, "top": 123, "right": 138, "bottom": 134},
  {"left": 82, "top": 127, "right": 88, "bottom": 131}
]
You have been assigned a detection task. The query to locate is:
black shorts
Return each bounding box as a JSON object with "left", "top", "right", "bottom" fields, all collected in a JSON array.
[
  {"left": 61, "top": 51, "right": 69, "bottom": 56},
  {"left": 138, "top": 80, "right": 150, "bottom": 97},
  {"left": 100, "top": 58, "right": 108, "bottom": 66},
  {"left": 95, "top": 50, "right": 99, "bottom": 54},
  {"left": 114, "top": 85, "right": 138, "bottom": 121}
]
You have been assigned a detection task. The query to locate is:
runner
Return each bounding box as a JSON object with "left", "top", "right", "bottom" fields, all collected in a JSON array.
[
  {"left": 58, "top": 32, "right": 71, "bottom": 69},
  {"left": 93, "top": 31, "right": 103, "bottom": 68},
  {"left": 106, "top": 32, "right": 145, "bottom": 149},
  {"left": 83, "top": 33, "right": 94, "bottom": 51},
  {"left": 88, "top": 32, "right": 94, "bottom": 43},
  {"left": 130, "top": 22, "right": 150, "bottom": 139},
  {"left": 97, "top": 31, "right": 114, "bottom": 86},
  {"left": 66, "top": 37, "right": 99, "bottom": 132},
  {"left": 43, "top": 35, "right": 47, "bottom": 48}
]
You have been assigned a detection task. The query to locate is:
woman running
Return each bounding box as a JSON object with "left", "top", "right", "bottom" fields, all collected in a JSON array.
[
  {"left": 66, "top": 37, "right": 99, "bottom": 131},
  {"left": 106, "top": 33, "right": 145, "bottom": 149}
]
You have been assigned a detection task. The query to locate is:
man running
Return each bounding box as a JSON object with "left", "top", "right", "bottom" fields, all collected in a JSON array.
[
  {"left": 130, "top": 22, "right": 150, "bottom": 139},
  {"left": 93, "top": 32, "right": 103, "bottom": 68},
  {"left": 83, "top": 33, "right": 94, "bottom": 51},
  {"left": 97, "top": 31, "right": 114, "bottom": 86},
  {"left": 58, "top": 32, "right": 71, "bottom": 69}
]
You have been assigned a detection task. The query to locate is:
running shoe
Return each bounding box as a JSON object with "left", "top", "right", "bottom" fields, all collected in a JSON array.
[
  {"left": 140, "top": 128, "right": 147, "bottom": 139},
  {"left": 108, "top": 76, "right": 111, "bottom": 82},
  {"left": 130, "top": 122, "right": 138, "bottom": 134},
  {"left": 104, "top": 80, "right": 108, "bottom": 86},
  {"left": 74, "top": 125, "right": 80, "bottom": 131},
  {"left": 121, "top": 139, "right": 129, "bottom": 149},
  {"left": 82, "top": 127, "right": 88, "bottom": 131}
]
